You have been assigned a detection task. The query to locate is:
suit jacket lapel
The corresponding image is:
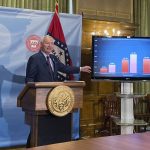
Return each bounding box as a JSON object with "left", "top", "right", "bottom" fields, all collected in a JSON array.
[
  {"left": 39, "top": 51, "right": 48, "bottom": 68},
  {"left": 39, "top": 51, "right": 54, "bottom": 77}
]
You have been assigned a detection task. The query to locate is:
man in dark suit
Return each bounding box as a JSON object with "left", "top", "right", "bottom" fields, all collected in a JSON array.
[
  {"left": 25, "top": 35, "right": 91, "bottom": 147},
  {"left": 26, "top": 35, "right": 91, "bottom": 82}
]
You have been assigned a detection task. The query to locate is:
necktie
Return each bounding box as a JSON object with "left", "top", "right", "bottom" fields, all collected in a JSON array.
[{"left": 46, "top": 55, "right": 54, "bottom": 80}]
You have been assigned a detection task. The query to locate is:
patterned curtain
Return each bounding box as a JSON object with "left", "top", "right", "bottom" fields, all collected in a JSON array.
[
  {"left": 0, "top": 0, "right": 68, "bottom": 12},
  {"left": 133, "top": 0, "right": 150, "bottom": 94}
]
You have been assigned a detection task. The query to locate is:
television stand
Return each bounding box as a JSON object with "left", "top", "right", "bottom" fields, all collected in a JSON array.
[{"left": 116, "top": 82, "right": 146, "bottom": 134}]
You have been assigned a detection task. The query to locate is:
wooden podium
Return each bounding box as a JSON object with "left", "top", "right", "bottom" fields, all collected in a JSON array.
[{"left": 17, "top": 81, "right": 85, "bottom": 147}]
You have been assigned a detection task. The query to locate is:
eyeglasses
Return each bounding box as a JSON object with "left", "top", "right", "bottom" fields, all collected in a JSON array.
[{"left": 43, "top": 42, "right": 54, "bottom": 45}]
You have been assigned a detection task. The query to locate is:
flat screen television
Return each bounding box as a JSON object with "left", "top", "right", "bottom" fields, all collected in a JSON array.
[{"left": 92, "top": 36, "right": 150, "bottom": 81}]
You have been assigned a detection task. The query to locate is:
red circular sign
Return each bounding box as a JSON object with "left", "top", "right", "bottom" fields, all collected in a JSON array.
[{"left": 26, "top": 35, "right": 41, "bottom": 52}]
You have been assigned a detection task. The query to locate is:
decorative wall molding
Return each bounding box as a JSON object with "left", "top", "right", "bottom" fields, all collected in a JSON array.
[{"left": 76, "top": 0, "right": 133, "bottom": 23}]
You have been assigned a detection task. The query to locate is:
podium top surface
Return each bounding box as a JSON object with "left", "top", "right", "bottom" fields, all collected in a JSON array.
[{"left": 26, "top": 81, "right": 86, "bottom": 88}]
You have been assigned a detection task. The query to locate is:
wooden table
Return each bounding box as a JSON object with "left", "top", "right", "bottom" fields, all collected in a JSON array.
[{"left": 27, "top": 132, "right": 150, "bottom": 150}]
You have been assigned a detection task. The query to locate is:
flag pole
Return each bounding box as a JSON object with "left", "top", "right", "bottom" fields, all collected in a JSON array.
[{"left": 55, "top": 0, "right": 58, "bottom": 13}]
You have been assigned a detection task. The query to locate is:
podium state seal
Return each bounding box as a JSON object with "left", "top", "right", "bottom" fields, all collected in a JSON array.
[{"left": 47, "top": 85, "right": 75, "bottom": 117}]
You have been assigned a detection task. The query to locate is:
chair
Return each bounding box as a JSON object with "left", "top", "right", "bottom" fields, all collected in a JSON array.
[
  {"left": 134, "top": 95, "right": 150, "bottom": 132},
  {"left": 100, "top": 95, "right": 121, "bottom": 136}
]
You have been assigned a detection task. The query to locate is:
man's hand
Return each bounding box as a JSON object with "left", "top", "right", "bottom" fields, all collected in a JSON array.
[{"left": 80, "top": 66, "right": 91, "bottom": 73}]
